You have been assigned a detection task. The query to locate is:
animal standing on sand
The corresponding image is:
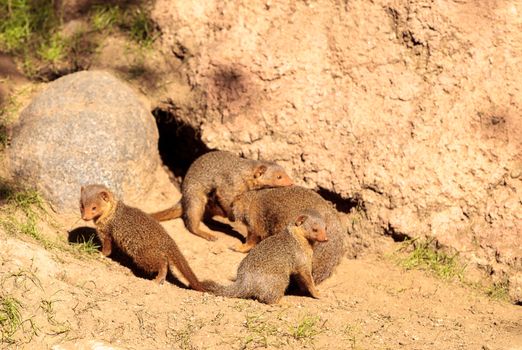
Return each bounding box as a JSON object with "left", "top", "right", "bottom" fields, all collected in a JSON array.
[
  {"left": 231, "top": 186, "right": 346, "bottom": 284},
  {"left": 80, "top": 184, "right": 205, "bottom": 291},
  {"left": 150, "top": 151, "right": 293, "bottom": 241},
  {"left": 202, "top": 210, "right": 327, "bottom": 304}
]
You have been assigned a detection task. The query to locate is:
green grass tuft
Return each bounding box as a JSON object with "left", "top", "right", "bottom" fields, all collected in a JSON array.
[
  {"left": 0, "top": 0, "right": 60, "bottom": 53},
  {"left": 38, "top": 33, "right": 65, "bottom": 63},
  {"left": 40, "top": 296, "right": 71, "bottom": 336},
  {"left": 291, "top": 314, "right": 324, "bottom": 341},
  {"left": 7, "top": 188, "right": 44, "bottom": 213},
  {"left": 3, "top": 268, "right": 43, "bottom": 292},
  {"left": 0, "top": 295, "right": 23, "bottom": 344},
  {"left": 0, "top": 268, "right": 48, "bottom": 345},
  {"left": 0, "top": 0, "right": 32, "bottom": 51},
  {"left": 395, "top": 238, "right": 466, "bottom": 280},
  {"left": 1, "top": 1, "right": 158, "bottom": 79},
  {"left": 91, "top": 5, "right": 121, "bottom": 31},
  {"left": 0, "top": 187, "right": 54, "bottom": 248},
  {"left": 242, "top": 312, "right": 281, "bottom": 348},
  {"left": 89, "top": 4, "right": 156, "bottom": 47},
  {"left": 2, "top": 214, "right": 54, "bottom": 249},
  {"left": 71, "top": 235, "right": 100, "bottom": 256},
  {"left": 127, "top": 8, "right": 156, "bottom": 47},
  {"left": 484, "top": 279, "right": 510, "bottom": 301},
  {"left": 0, "top": 185, "right": 102, "bottom": 257}
]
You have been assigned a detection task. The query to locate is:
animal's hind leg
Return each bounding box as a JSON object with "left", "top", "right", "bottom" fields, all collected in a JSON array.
[
  {"left": 255, "top": 276, "right": 285, "bottom": 304},
  {"left": 296, "top": 267, "right": 321, "bottom": 299},
  {"left": 184, "top": 197, "right": 218, "bottom": 241},
  {"left": 154, "top": 259, "right": 168, "bottom": 284}
]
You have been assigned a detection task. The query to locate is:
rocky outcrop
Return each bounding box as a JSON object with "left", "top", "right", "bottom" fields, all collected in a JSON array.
[
  {"left": 151, "top": 1, "right": 522, "bottom": 301},
  {"left": 7, "top": 70, "right": 161, "bottom": 212}
]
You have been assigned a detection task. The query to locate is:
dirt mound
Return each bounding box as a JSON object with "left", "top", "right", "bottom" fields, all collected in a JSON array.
[{"left": 150, "top": 0, "right": 522, "bottom": 301}]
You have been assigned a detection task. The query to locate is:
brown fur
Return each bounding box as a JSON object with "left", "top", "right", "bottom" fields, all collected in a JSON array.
[
  {"left": 202, "top": 211, "right": 327, "bottom": 304},
  {"left": 150, "top": 151, "right": 293, "bottom": 241},
  {"left": 80, "top": 184, "right": 205, "bottom": 291},
  {"left": 230, "top": 186, "right": 346, "bottom": 284}
]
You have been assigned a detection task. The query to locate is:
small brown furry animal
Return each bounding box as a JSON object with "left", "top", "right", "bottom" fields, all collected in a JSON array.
[
  {"left": 80, "top": 184, "right": 205, "bottom": 291},
  {"left": 150, "top": 151, "right": 293, "bottom": 241},
  {"left": 202, "top": 210, "right": 327, "bottom": 304},
  {"left": 230, "top": 186, "right": 346, "bottom": 284}
]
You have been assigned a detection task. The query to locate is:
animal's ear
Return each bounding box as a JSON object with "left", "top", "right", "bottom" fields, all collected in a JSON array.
[
  {"left": 99, "top": 190, "right": 110, "bottom": 202},
  {"left": 254, "top": 165, "right": 267, "bottom": 178},
  {"left": 295, "top": 214, "right": 307, "bottom": 226}
]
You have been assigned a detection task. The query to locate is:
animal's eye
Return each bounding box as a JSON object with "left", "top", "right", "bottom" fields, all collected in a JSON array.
[
  {"left": 277, "top": 175, "right": 282, "bottom": 179},
  {"left": 92, "top": 206, "right": 97, "bottom": 211},
  {"left": 312, "top": 228, "right": 318, "bottom": 232}
]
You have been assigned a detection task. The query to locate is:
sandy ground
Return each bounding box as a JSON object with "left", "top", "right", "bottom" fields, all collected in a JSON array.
[{"left": 0, "top": 174, "right": 520, "bottom": 350}]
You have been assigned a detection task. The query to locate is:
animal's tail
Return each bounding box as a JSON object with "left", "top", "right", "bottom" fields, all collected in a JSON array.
[
  {"left": 167, "top": 240, "right": 206, "bottom": 292},
  {"left": 149, "top": 200, "right": 182, "bottom": 221},
  {"left": 201, "top": 279, "right": 244, "bottom": 298}
]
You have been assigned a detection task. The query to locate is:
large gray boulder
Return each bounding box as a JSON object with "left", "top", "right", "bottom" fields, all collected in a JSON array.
[{"left": 8, "top": 70, "right": 161, "bottom": 212}]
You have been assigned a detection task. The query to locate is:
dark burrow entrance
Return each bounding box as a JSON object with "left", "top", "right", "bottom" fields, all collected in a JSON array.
[
  {"left": 317, "top": 187, "right": 362, "bottom": 214},
  {"left": 152, "top": 107, "right": 211, "bottom": 179},
  {"left": 153, "top": 107, "right": 366, "bottom": 217},
  {"left": 152, "top": 106, "right": 375, "bottom": 253}
]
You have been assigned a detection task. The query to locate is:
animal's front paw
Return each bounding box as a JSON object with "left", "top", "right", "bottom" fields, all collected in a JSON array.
[
  {"left": 101, "top": 247, "right": 112, "bottom": 256},
  {"left": 311, "top": 290, "right": 321, "bottom": 299},
  {"left": 229, "top": 243, "right": 252, "bottom": 253},
  {"left": 205, "top": 234, "right": 218, "bottom": 242}
]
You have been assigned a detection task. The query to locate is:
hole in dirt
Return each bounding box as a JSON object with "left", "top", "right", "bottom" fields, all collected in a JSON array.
[
  {"left": 152, "top": 106, "right": 211, "bottom": 178},
  {"left": 0, "top": 179, "right": 19, "bottom": 204},
  {"left": 68, "top": 226, "right": 100, "bottom": 245},
  {"left": 317, "top": 187, "right": 361, "bottom": 214},
  {"left": 384, "top": 224, "right": 410, "bottom": 242}
]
